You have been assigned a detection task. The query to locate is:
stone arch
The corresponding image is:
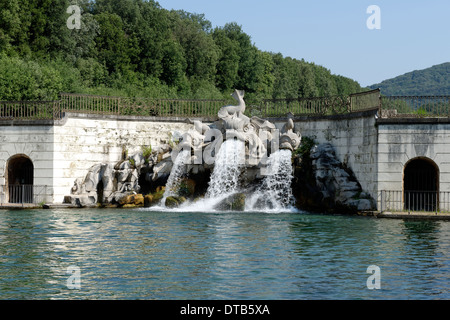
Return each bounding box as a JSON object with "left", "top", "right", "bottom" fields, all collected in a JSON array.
[
  {"left": 6, "top": 154, "right": 34, "bottom": 203},
  {"left": 403, "top": 157, "right": 439, "bottom": 211}
]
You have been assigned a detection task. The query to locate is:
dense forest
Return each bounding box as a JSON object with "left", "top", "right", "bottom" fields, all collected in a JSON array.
[
  {"left": 369, "top": 62, "right": 450, "bottom": 96},
  {"left": 0, "top": 0, "right": 364, "bottom": 102}
]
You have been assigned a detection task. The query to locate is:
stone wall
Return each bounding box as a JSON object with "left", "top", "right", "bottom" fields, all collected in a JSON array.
[
  {"left": 51, "top": 114, "right": 194, "bottom": 203},
  {"left": 273, "top": 110, "right": 379, "bottom": 201},
  {"left": 0, "top": 114, "right": 195, "bottom": 204},
  {"left": 4, "top": 111, "right": 450, "bottom": 210},
  {"left": 377, "top": 120, "right": 450, "bottom": 195},
  {"left": 0, "top": 123, "right": 55, "bottom": 203}
]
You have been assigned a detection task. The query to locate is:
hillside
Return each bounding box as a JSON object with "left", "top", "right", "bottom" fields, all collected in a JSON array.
[
  {"left": 369, "top": 62, "right": 450, "bottom": 96},
  {"left": 0, "top": 0, "right": 363, "bottom": 101}
]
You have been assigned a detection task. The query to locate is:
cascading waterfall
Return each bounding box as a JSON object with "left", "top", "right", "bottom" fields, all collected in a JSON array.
[
  {"left": 205, "top": 139, "right": 246, "bottom": 199},
  {"left": 246, "top": 149, "right": 295, "bottom": 211},
  {"left": 156, "top": 139, "right": 246, "bottom": 212},
  {"left": 161, "top": 149, "right": 190, "bottom": 204},
  {"left": 147, "top": 90, "right": 301, "bottom": 212},
  {"left": 159, "top": 143, "right": 296, "bottom": 212}
]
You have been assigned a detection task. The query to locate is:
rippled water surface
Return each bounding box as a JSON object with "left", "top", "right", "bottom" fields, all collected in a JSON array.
[{"left": 1, "top": 208, "right": 449, "bottom": 299}]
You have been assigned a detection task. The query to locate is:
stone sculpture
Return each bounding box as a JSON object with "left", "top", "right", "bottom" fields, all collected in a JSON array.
[
  {"left": 217, "top": 89, "right": 248, "bottom": 132},
  {"left": 65, "top": 89, "right": 302, "bottom": 207},
  {"left": 280, "top": 118, "right": 301, "bottom": 151},
  {"left": 66, "top": 163, "right": 115, "bottom": 207},
  {"left": 176, "top": 89, "right": 301, "bottom": 172}
]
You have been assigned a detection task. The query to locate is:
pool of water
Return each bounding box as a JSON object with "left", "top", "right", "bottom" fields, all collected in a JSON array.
[{"left": 0, "top": 208, "right": 449, "bottom": 300}]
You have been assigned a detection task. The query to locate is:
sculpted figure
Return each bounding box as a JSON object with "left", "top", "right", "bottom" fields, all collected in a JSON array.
[
  {"left": 152, "top": 152, "right": 173, "bottom": 181},
  {"left": 217, "top": 89, "right": 250, "bottom": 132},
  {"left": 101, "top": 164, "right": 115, "bottom": 193},
  {"left": 178, "top": 123, "right": 206, "bottom": 165},
  {"left": 280, "top": 118, "right": 301, "bottom": 151},
  {"left": 68, "top": 163, "right": 109, "bottom": 206},
  {"left": 83, "top": 163, "right": 103, "bottom": 193},
  {"left": 115, "top": 160, "right": 140, "bottom": 193},
  {"left": 71, "top": 178, "right": 85, "bottom": 195}
]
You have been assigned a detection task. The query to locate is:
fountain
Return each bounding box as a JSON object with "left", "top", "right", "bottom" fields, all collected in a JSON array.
[
  {"left": 205, "top": 139, "right": 245, "bottom": 199},
  {"left": 161, "top": 149, "right": 190, "bottom": 203},
  {"left": 160, "top": 89, "right": 301, "bottom": 211},
  {"left": 246, "top": 149, "right": 296, "bottom": 210},
  {"left": 65, "top": 90, "right": 302, "bottom": 211}
]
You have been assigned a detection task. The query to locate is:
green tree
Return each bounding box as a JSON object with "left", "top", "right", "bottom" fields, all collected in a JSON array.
[
  {"left": 0, "top": 55, "right": 69, "bottom": 100},
  {"left": 131, "top": 1, "right": 171, "bottom": 79},
  {"left": 219, "top": 23, "right": 257, "bottom": 92},
  {"left": 313, "top": 65, "right": 338, "bottom": 97},
  {"left": 271, "top": 54, "right": 301, "bottom": 99},
  {"left": 334, "top": 75, "right": 362, "bottom": 96},
  {"left": 175, "top": 10, "right": 213, "bottom": 33},
  {"left": 298, "top": 61, "right": 318, "bottom": 98},
  {"left": 94, "top": 12, "right": 131, "bottom": 74},
  {"left": 160, "top": 39, "right": 188, "bottom": 91},
  {"left": 75, "top": 57, "right": 106, "bottom": 88},
  {"left": 0, "top": 0, "right": 22, "bottom": 54},
  {"left": 0, "top": 0, "right": 364, "bottom": 101},
  {"left": 212, "top": 27, "right": 240, "bottom": 91},
  {"left": 20, "top": 0, "right": 73, "bottom": 59},
  {"left": 171, "top": 10, "right": 219, "bottom": 85},
  {"left": 252, "top": 50, "right": 275, "bottom": 98},
  {"left": 65, "top": 11, "right": 100, "bottom": 63}
]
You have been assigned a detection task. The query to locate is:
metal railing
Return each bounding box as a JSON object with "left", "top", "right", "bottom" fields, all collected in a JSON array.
[
  {"left": 4, "top": 91, "right": 450, "bottom": 121},
  {"left": 60, "top": 93, "right": 233, "bottom": 118},
  {"left": 1, "top": 89, "right": 381, "bottom": 121},
  {"left": 379, "top": 190, "right": 450, "bottom": 214},
  {"left": 350, "top": 89, "right": 382, "bottom": 112},
  {"left": 60, "top": 93, "right": 121, "bottom": 115},
  {"left": 0, "top": 100, "right": 60, "bottom": 120},
  {"left": 260, "top": 95, "right": 351, "bottom": 117},
  {"left": 380, "top": 95, "right": 450, "bottom": 118},
  {"left": 256, "top": 89, "right": 381, "bottom": 118},
  {"left": 0, "top": 185, "right": 48, "bottom": 205}
]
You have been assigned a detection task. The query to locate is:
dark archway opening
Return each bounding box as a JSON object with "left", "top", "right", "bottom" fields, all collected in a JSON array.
[
  {"left": 7, "top": 155, "right": 34, "bottom": 203},
  {"left": 404, "top": 158, "right": 438, "bottom": 212}
]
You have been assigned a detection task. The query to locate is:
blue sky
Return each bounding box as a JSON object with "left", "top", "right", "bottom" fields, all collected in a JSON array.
[{"left": 157, "top": 0, "right": 450, "bottom": 87}]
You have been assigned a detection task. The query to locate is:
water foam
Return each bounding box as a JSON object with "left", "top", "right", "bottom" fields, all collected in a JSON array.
[
  {"left": 246, "top": 149, "right": 295, "bottom": 211},
  {"left": 205, "top": 139, "right": 246, "bottom": 199},
  {"left": 155, "top": 140, "right": 297, "bottom": 213},
  {"left": 161, "top": 149, "right": 190, "bottom": 204}
]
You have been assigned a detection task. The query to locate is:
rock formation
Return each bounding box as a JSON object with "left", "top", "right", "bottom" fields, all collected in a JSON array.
[{"left": 293, "top": 142, "right": 375, "bottom": 213}]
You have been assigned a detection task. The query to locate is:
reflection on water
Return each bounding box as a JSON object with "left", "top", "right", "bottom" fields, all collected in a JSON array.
[{"left": 0, "top": 209, "right": 449, "bottom": 299}]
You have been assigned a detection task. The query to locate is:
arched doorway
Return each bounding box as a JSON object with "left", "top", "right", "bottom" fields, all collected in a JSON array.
[
  {"left": 7, "top": 155, "right": 34, "bottom": 203},
  {"left": 404, "top": 158, "right": 439, "bottom": 212}
]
